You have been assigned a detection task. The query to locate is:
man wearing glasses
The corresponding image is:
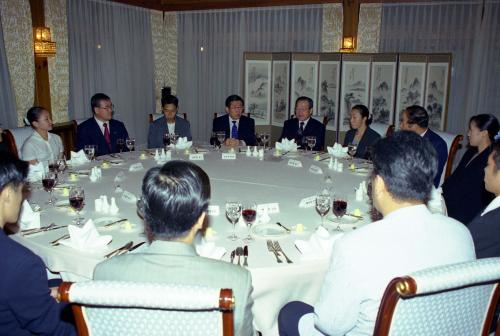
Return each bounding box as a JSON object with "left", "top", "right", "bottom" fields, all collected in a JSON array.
[{"left": 76, "top": 93, "right": 129, "bottom": 156}]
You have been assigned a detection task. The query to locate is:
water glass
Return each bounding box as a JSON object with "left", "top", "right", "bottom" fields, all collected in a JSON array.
[
  {"left": 125, "top": 138, "right": 135, "bottom": 152},
  {"left": 84, "top": 145, "right": 96, "bottom": 161},
  {"left": 116, "top": 138, "right": 125, "bottom": 153},
  {"left": 226, "top": 201, "right": 242, "bottom": 241},
  {"left": 306, "top": 136, "right": 317, "bottom": 152},
  {"left": 216, "top": 132, "right": 226, "bottom": 150},
  {"left": 315, "top": 193, "right": 331, "bottom": 227},
  {"left": 260, "top": 133, "right": 270, "bottom": 151}
]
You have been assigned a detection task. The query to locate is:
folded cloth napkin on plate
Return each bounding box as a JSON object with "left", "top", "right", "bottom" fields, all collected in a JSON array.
[
  {"left": 67, "top": 150, "right": 90, "bottom": 165},
  {"left": 275, "top": 138, "right": 300, "bottom": 152},
  {"left": 327, "top": 143, "right": 348, "bottom": 158},
  {"left": 195, "top": 239, "right": 226, "bottom": 260},
  {"left": 129, "top": 162, "right": 144, "bottom": 172},
  {"left": 19, "top": 200, "right": 41, "bottom": 230},
  {"left": 295, "top": 226, "right": 343, "bottom": 260},
  {"left": 27, "top": 162, "right": 45, "bottom": 182},
  {"left": 427, "top": 187, "right": 447, "bottom": 215},
  {"left": 59, "top": 219, "right": 112, "bottom": 251},
  {"left": 173, "top": 137, "right": 192, "bottom": 150}
]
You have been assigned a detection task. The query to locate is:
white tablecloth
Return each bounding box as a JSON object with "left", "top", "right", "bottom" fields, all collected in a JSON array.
[{"left": 12, "top": 147, "right": 373, "bottom": 335}]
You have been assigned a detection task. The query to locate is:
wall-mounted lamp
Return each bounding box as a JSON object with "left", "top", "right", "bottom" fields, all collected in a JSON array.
[
  {"left": 33, "top": 27, "right": 56, "bottom": 57},
  {"left": 339, "top": 36, "right": 356, "bottom": 53}
]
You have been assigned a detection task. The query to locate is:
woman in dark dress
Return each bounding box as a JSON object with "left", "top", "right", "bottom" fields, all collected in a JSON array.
[
  {"left": 343, "top": 105, "right": 381, "bottom": 159},
  {"left": 442, "top": 114, "right": 499, "bottom": 224}
]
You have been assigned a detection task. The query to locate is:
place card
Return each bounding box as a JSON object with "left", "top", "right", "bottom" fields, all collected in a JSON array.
[
  {"left": 287, "top": 159, "right": 303, "bottom": 168},
  {"left": 207, "top": 205, "right": 220, "bottom": 216},
  {"left": 222, "top": 153, "right": 236, "bottom": 160},
  {"left": 189, "top": 153, "right": 204, "bottom": 161},
  {"left": 309, "top": 165, "right": 323, "bottom": 175},
  {"left": 257, "top": 203, "right": 280, "bottom": 214},
  {"left": 299, "top": 195, "right": 317, "bottom": 208}
]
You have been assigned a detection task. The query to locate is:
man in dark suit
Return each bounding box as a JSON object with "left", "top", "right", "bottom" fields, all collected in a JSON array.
[
  {"left": 0, "top": 154, "right": 75, "bottom": 335},
  {"left": 76, "top": 93, "right": 129, "bottom": 156},
  {"left": 400, "top": 105, "right": 448, "bottom": 187},
  {"left": 279, "top": 96, "right": 325, "bottom": 151},
  {"left": 468, "top": 140, "right": 500, "bottom": 258},
  {"left": 212, "top": 94, "right": 256, "bottom": 146}
]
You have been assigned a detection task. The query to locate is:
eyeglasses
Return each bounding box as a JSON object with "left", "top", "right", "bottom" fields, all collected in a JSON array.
[{"left": 99, "top": 104, "right": 114, "bottom": 111}]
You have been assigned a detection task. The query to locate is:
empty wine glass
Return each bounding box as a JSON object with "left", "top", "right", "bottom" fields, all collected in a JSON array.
[
  {"left": 306, "top": 136, "right": 317, "bottom": 152},
  {"left": 116, "top": 138, "right": 125, "bottom": 153},
  {"left": 347, "top": 143, "right": 357, "bottom": 160},
  {"left": 242, "top": 203, "right": 257, "bottom": 243},
  {"left": 226, "top": 201, "right": 242, "bottom": 241},
  {"left": 84, "top": 145, "right": 96, "bottom": 161},
  {"left": 169, "top": 133, "right": 179, "bottom": 153},
  {"left": 216, "top": 132, "right": 226, "bottom": 151},
  {"left": 260, "top": 133, "right": 270, "bottom": 151},
  {"left": 42, "top": 170, "right": 57, "bottom": 204},
  {"left": 125, "top": 138, "right": 135, "bottom": 152},
  {"left": 69, "top": 186, "right": 85, "bottom": 226},
  {"left": 332, "top": 196, "right": 347, "bottom": 231},
  {"left": 316, "top": 193, "right": 331, "bottom": 228},
  {"left": 57, "top": 154, "right": 67, "bottom": 173}
]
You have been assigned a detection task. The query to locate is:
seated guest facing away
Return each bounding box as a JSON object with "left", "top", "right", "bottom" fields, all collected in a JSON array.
[
  {"left": 442, "top": 114, "right": 499, "bottom": 224},
  {"left": 76, "top": 93, "right": 129, "bottom": 156},
  {"left": 342, "top": 104, "right": 380, "bottom": 159},
  {"left": 279, "top": 96, "right": 325, "bottom": 151},
  {"left": 21, "top": 106, "right": 64, "bottom": 165},
  {"left": 93, "top": 161, "right": 254, "bottom": 336},
  {"left": 278, "top": 131, "right": 475, "bottom": 336},
  {"left": 147, "top": 94, "right": 192, "bottom": 148},
  {"left": 468, "top": 139, "right": 500, "bottom": 258},
  {"left": 400, "top": 105, "right": 447, "bottom": 187},
  {"left": 0, "top": 154, "right": 75, "bottom": 335},
  {"left": 212, "top": 94, "right": 256, "bottom": 146}
]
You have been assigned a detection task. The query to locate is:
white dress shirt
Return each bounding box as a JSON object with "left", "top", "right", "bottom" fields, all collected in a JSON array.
[
  {"left": 298, "top": 204, "right": 475, "bottom": 336},
  {"left": 228, "top": 117, "right": 240, "bottom": 132},
  {"left": 481, "top": 195, "right": 500, "bottom": 216},
  {"left": 21, "top": 131, "right": 63, "bottom": 163}
]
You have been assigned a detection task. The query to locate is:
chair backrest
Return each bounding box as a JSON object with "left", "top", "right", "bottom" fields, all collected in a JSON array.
[
  {"left": 3, "top": 127, "right": 34, "bottom": 158},
  {"left": 149, "top": 113, "right": 188, "bottom": 124},
  {"left": 52, "top": 121, "right": 77, "bottom": 158},
  {"left": 374, "top": 258, "right": 500, "bottom": 336},
  {"left": 432, "top": 129, "right": 463, "bottom": 184},
  {"left": 371, "top": 122, "right": 395, "bottom": 137},
  {"left": 59, "top": 281, "right": 234, "bottom": 336}
]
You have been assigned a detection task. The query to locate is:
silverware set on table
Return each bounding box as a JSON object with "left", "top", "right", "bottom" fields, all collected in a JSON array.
[
  {"left": 21, "top": 223, "right": 67, "bottom": 236},
  {"left": 230, "top": 245, "right": 248, "bottom": 266},
  {"left": 267, "top": 240, "right": 293, "bottom": 264}
]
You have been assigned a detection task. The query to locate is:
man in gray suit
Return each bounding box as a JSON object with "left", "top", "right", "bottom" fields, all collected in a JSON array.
[
  {"left": 147, "top": 94, "right": 192, "bottom": 148},
  {"left": 94, "top": 161, "right": 254, "bottom": 336}
]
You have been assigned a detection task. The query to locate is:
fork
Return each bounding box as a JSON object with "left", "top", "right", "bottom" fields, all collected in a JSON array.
[
  {"left": 267, "top": 240, "right": 283, "bottom": 263},
  {"left": 273, "top": 241, "right": 293, "bottom": 263}
]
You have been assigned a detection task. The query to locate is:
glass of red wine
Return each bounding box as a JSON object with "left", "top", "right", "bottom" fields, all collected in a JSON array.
[
  {"left": 242, "top": 203, "right": 257, "bottom": 243},
  {"left": 42, "top": 170, "right": 57, "bottom": 205},
  {"left": 332, "top": 196, "right": 347, "bottom": 231},
  {"left": 69, "top": 186, "right": 85, "bottom": 226}
]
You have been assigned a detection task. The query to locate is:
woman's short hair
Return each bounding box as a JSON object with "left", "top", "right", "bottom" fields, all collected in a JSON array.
[
  {"left": 372, "top": 130, "right": 437, "bottom": 202},
  {"left": 141, "top": 161, "right": 210, "bottom": 240},
  {"left": 470, "top": 114, "right": 500, "bottom": 142},
  {"left": 351, "top": 104, "right": 372, "bottom": 126},
  {"left": 26, "top": 106, "right": 46, "bottom": 127}
]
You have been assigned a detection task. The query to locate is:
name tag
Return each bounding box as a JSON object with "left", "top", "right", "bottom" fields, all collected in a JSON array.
[
  {"left": 299, "top": 195, "right": 317, "bottom": 208},
  {"left": 207, "top": 205, "right": 220, "bottom": 216},
  {"left": 257, "top": 203, "right": 280, "bottom": 214},
  {"left": 222, "top": 153, "right": 236, "bottom": 160},
  {"left": 309, "top": 165, "right": 323, "bottom": 174},
  {"left": 287, "top": 159, "right": 303, "bottom": 168},
  {"left": 189, "top": 153, "right": 204, "bottom": 161}
]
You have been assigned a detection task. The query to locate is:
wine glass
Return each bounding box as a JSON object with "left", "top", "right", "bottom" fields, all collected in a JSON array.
[
  {"left": 84, "top": 145, "right": 96, "bottom": 161},
  {"left": 260, "top": 133, "right": 270, "bottom": 151},
  {"left": 226, "top": 201, "right": 242, "bottom": 241},
  {"left": 216, "top": 132, "right": 226, "bottom": 151},
  {"left": 347, "top": 143, "right": 357, "bottom": 160},
  {"left": 125, "top": 138, "right": 135, "bottom": 152},
  {"left": 48, "top": 159, "right": 59, "bottom": 174},
  {"left": 69, "top": 186, "right": 85, "bottom": 226},
  {"left": 169, "top": 133, "right": 179, "bottom": 153},
  {"left": 332, "top": 196, "right": 348, "bottom": 231},
  {"left": 163, "top": 132, "right": 171, "bottom": 149},
  {"left": 306, "top": 136, "right": 317, "bottom": 152},
  {"left": 316, "top": 193, "right": 331, "bottom": 228},
  {"left": 57, "top": 154, "right": 67, "bottom": 173},
  {"left": 242, "top": 203, "right": 257, "bottom": 243},
  {"left": 116, "top": 138, "right": 125, "bottom": 153},
  {"left": 42, "top": 170, "right": 57, "bottom": 205}
]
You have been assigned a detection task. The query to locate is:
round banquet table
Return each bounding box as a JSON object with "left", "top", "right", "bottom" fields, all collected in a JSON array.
[{"left": 12, "top": 146, "right": 373, "bottom": 336}]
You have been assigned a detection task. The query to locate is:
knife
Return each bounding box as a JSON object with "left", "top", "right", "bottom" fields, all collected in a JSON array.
[
  {"left": 23, "top": 225, "right": 67, "bottom": 236},
  {"left": 230, "top": 250, "right": 236, "bottom": 264},
  {"left": 51, "top": 234, "right": 70, "bottom": 245},
  {"left": 276, "top": 222, "right": 291, "bottom": 233},
  {"left": 243, "top": 245, "right": 249, "bottom": 267},
  {"left": 103, "top": 218, "right": 128, "bottom": 228},
  {"left": 128, "top": 241, "right": 146, "bottom": 252},
  {"left": 104, "top": 241, "right": 133, "bottom": 259}
]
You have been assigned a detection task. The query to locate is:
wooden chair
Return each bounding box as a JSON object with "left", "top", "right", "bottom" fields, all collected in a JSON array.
[
  {"left": 373, "top": 258, "right": 500, "bottom": 336},
  {"left": 58, "top": 281, "right": 234, "bottom": 336},
  {"left": 433, "top": 129, "right": 463, "bottom": 183},
  {"left": 149, "top": 113, "right": 188, "bottom": 124},
  {"left": 52, "top": 121, "right": 77, "bottom": 158},
  {"left": 2, "top": 126, "right": 34, "bottom": 158}
]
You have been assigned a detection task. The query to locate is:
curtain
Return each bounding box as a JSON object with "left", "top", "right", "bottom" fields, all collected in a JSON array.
[
  {"left": 379, "top": 0, "right": 500, "bottom": 135},
  {"left": 67, "top": 0, "right": 155, "bottom": 147},
  {"left": 0, "top": 5, "right": 16, "bottom": 129},
  {"left": 177, "top": 5, "right": 323, "bottom": 141}
]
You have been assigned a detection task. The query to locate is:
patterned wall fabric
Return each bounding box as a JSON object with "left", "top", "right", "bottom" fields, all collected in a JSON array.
[
  {"left": 322, "top": 3, "right": 343, "bottom": 52},
  {"left": 0, "top": 0, "right": 34, "bottom": 126},
  {"left": 358, "top": 3, "right": 382, "bottom": 53}
]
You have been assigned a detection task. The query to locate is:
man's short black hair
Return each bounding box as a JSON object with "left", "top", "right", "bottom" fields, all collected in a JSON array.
[
  {"left": 225, "top": 95, "right": 244, "bottom": 108},
  {"left": 295, "top": 96, "right": 313, "bottom": 109},
  {"left": 90, "top": 93, "right": 111, "bottom": 114},
  {"left": 0, "top": 153, "right": 28, "bottom": 193},
  {"left": 141, "top": 161, "right": 210, "bottom": 240},
  {"left": 405, "top": 105, "right": 429, "bottom": 128},
  {"left": 372, "top": 130, "right": 437, "bottom": 202},
  {"left": 161, "top": 94, "right": 179, "bottom": 108}
]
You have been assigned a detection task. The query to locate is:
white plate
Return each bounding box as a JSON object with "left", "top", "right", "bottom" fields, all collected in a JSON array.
[
  {"left": 251, "top": 224, "right": 288, "bottom": 238},
  {"left": 327, "top": 214, "right": 361, "bottom": 224}
]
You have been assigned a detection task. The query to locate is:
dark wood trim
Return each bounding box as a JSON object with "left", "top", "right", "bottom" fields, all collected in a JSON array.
[
  {"left": 58, "top": 282, "right": 90, "bottom": 336},
  {"left": 219, "top": 289, "right": 235, "bottom": 336},
  {"left": 444, "top": 134, "right": 463, "bottom": 180},
  {"left": 52, "top": 121, "right": 77, "bottom": 158}
]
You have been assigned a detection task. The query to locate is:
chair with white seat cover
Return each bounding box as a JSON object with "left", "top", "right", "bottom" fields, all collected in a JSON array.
[
  {"left": 373, "top": 257, "right": 500, "bottom": 336},
  {"left": 58, "top": 281, "right": 235, "bottom": 336},
  {"left": 433, "top": 129, "right": 463, "bottom": 185},
  {"left": 3, "top": 126, "right": 34, "bottom": 158},
  {"left": 370, "top": 122, "right": 395, "bottom": 138}
]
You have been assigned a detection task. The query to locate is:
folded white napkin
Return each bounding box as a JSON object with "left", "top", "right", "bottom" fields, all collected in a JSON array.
[
  {"left": 27, "top": 162, "right": 45, "bottom": 182},
  {"left": 327, "top": 143, "right": 348, "bottom": 158},
  {"left": 114, "top": 171, "right": 126, "bottom": 183},
  {"left": 195, "top": 239, "right": 226, "bottom": 260},
  {"left": 129, "top": 162, "right": 144, "bottom": 172},
  {"left": 89, "top": 167, "right": 102, "bottom": 182},
  {"left": 427, "top": 187, "right": 447, "bottom": 215},
  {"left": 295, "top": 226, "right": 343, "bottom": 260},
  {"left": 59, "top": 219, "right": 112, "bottom": 251},
  {"left": 68, "top": 150, "right": 90, "bottom": 165},
  {"left": 18, "top": 200, "right": 41, "bottom": 230},
  {"left": 275, "top": 138, "right": 300, "bottom": 152},
  {"left": 173, "top": 137, "right": 192, "bottom": 150}
]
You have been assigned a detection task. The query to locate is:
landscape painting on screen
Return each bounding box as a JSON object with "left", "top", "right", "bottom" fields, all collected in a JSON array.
[
  {"left": 245, "top": 60, "right": 271, "bottom": 125},
  {"left": 291, "top": 61, "right": 318, "bottom": 117},
  {"left": 318, "top": 61, "right": 340, "bottom": 130},
  {"left": 340, "top": 61, "right": 370, "bottom": 131},
  {"left": 271, "top": 60, "right": 290, "bottom": 126},
  {"left": 425, "top": 63, "right": 449, "bottom": 131},
  {"left": 370, "top": 62, "right": 396, "bottom": 125},
  {"left": 396, "top": 62, "right": 426, "bottom": 119}
]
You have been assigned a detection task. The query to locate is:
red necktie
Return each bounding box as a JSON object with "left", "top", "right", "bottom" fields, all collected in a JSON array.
[{"left": 103, "top": 123, "right": 111, "bottom": 150}]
